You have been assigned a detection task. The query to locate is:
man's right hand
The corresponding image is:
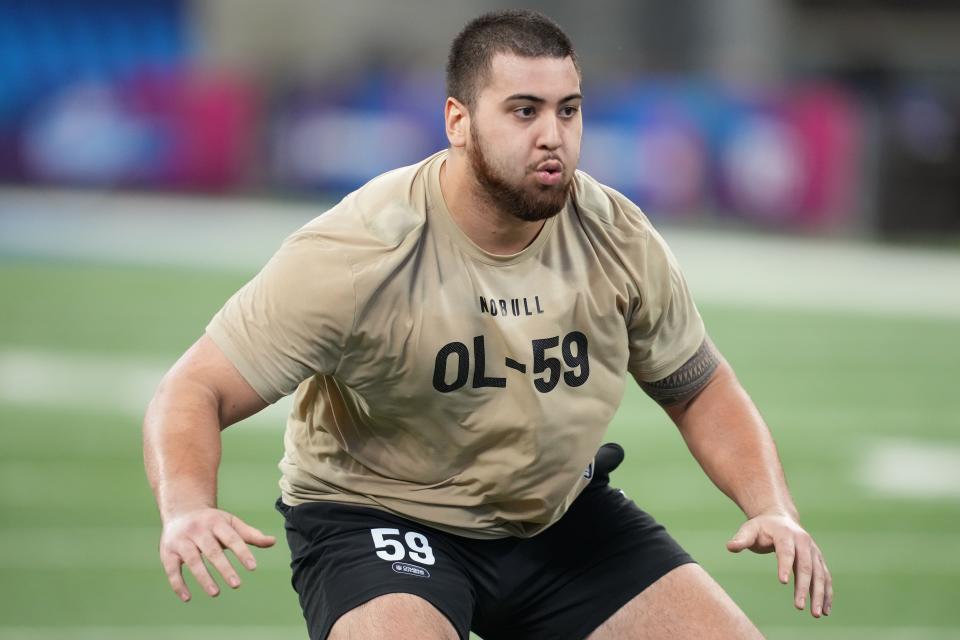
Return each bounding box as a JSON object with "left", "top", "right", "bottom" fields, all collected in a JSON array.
[{"left": 159, "top": 508, "right": 276, "bottom": 602}]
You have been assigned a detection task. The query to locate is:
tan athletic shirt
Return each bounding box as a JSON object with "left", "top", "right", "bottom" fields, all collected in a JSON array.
[{"left": 207, "top": 150, "right": 705, "bottom": 539}]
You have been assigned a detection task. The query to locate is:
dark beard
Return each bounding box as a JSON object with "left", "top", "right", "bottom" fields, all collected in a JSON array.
[{"left": 467, "top": 126, "right": 571, "bottom": 223}]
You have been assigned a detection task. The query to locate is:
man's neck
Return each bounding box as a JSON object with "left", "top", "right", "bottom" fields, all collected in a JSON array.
[{"left": 439, "top": 153, "right": 547, "bottom": 256}]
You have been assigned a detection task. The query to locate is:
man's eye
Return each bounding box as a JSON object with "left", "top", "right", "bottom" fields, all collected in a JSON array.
[
  {"left": 561, "top": 106, "right": 579, "bottom": 117},
  {"left": 516, "top": 107, "right": 535, "bottom": 118}
]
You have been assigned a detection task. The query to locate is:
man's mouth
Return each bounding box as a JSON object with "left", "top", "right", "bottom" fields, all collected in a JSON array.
[{"left": 534, "top": 159, "right": 564, "bottom": 186}]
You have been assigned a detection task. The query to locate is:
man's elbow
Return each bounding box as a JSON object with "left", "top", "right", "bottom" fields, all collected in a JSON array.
[{"left": 145, "top": 367, "right": 223, "bottom": 433}]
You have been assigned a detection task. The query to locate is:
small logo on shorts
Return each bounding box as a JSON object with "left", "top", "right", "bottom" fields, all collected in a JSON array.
[{"left": 392, "top": 562, "right": 431, "bottom": 578}]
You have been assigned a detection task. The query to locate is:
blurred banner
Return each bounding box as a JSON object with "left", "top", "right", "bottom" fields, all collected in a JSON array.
[
  {"left": 1, "top": 0, "right": 958, "bottom": 238},
  {"left": 0, "top": 0, "right": 258, "bottom": 191}
]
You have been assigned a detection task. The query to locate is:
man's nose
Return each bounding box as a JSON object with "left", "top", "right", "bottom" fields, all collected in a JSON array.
[{"left": 537, "top": 115, "right": 562, "bottom": 150}]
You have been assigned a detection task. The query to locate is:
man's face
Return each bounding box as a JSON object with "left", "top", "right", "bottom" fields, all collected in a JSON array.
[{"left": 466, "top": 53, "right": 583, "bottom": 222}]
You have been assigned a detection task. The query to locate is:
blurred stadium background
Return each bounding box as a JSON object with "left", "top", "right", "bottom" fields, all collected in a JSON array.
[{"left": 1, "top": 0, "right": 958, "bottom": 638}]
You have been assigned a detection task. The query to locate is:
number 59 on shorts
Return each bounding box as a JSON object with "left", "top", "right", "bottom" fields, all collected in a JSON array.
[{"left": 370, "top": 528, "right": 436, "bottom": 565}]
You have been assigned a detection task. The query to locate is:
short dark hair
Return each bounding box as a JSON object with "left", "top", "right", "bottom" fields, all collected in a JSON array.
[{"left": 446, "top": 9, "right": 580, "bottom": 108}]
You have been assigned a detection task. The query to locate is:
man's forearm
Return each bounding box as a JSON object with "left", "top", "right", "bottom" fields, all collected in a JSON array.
[
  {"left": 143, "top": 376, "right": 224, "bottom": 522},
  {"left": 666, "top": 361, "right": 799, "bottom": 521},
  {"left": 651, "top": 343, "right": 831, "bottom": 616}
]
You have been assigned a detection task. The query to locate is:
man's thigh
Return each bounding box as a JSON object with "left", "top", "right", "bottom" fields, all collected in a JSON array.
[
  {"left": 587, "top": 564, "right": 764, "bottom": 640},
  {"left": 329, "top": 593, "right": 459, "bottom": 640}
]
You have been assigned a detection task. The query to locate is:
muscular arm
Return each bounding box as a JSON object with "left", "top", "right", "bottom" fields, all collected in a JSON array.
[
  {"left": 640, "top": 338, "right": 832, "bottom": 617},
  {"left": 143, "top": 335, "right": 275, "bottom": 601},
  {"left": 642, "top": 339, "right": 797, "bottom": 520}
]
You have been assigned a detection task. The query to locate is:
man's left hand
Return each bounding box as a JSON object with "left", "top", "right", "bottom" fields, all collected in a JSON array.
[{"left": 726, "top": 513, "right": 833, "bottom": 618}]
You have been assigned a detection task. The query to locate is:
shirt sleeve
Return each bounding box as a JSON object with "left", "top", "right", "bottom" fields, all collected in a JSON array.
[
  {"left": 205, "top": 231, "right": 356, "bottom": 404},
  {"left": 626, "top": 226, "right": 705, "bottom": 383}
]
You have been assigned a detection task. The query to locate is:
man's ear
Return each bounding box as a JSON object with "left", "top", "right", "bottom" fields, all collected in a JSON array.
[{"left": 445, "top": 97, "right": 469, "bottom": 148}]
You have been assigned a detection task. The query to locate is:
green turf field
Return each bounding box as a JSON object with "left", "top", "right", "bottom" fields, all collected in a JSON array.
[{"left": 1, "top": 257, "right": 958, "bottom": 639}]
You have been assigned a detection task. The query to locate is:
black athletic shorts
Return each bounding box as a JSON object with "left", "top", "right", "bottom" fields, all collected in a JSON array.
[{"left": 276, "top": 444, "right": 694, "bottom": 640}]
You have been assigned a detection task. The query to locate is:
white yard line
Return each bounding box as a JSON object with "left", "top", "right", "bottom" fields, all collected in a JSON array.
[
  {"left": 0, "top": 349, "right": 169, "bottom": 416},
  {"left": 859, "top": 438, "right": 960, "bottom": 499},
  {"left": 0, "top": 349, "right": 291, "bottom": 428},
  {"left": 3, "top": 187, "right": 960, "bottom": 318}
]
